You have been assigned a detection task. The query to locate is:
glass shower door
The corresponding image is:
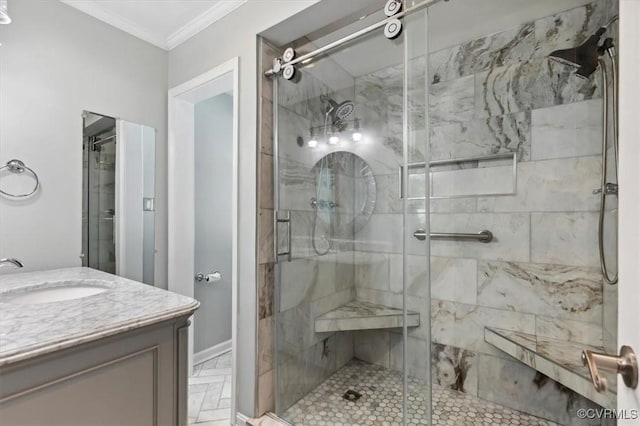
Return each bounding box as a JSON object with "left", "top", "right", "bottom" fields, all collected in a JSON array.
[
  {"left": 423, "top": 1, "right": 620, "bottom": 424},
  {"left": 272, "top": 6, "right": 430, "bottom": 424},
  {"left": 88, "top": 138, "right": 116, "bottom": 274},
  {"left": 83, "top": 113, "right": 117, "bottom": 276}
]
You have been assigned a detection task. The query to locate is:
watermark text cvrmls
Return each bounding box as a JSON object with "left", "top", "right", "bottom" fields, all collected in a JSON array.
[{"left": 577, "top": 408, "right": 639, "bottom": 420}]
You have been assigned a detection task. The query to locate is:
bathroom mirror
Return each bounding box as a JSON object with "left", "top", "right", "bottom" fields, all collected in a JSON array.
[
  {"left": 312, "top": 151, "right": 376, "bottom": 234},
  {"left": 81, "top": 111, "right": 156, "bottom": 285}
]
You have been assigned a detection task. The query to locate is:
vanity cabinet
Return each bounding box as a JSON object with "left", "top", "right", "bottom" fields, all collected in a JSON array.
[{"left": 0, "top": 316, "right": 191, "bottom": 426}]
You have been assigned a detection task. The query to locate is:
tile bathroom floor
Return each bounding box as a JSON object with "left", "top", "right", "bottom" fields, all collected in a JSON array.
[
  {"left": 282, "top": 359, "right": 557, "bottom": 426},
  {"left": 189, "top": 351, "right": 232, "bottom": 425}
]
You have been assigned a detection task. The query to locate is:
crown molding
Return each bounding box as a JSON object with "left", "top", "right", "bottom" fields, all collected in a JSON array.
[
  {"left": 60, "top": 0, "right": 168, "bottom": 49},
  {"left": 60, "top": 0, "right": 248, "bottom": 51},
  {"left": 166, "top": 0, "right": 248, "bottom": 50}
]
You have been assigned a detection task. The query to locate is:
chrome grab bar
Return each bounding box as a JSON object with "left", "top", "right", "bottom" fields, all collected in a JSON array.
[{"left": 413, "top": 229, "right": 493, "bottom": 243}]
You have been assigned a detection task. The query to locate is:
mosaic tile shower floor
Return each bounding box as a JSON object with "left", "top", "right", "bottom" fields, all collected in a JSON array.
[{"left": 281, "top": 359, "right": 556, "bottom": 426}]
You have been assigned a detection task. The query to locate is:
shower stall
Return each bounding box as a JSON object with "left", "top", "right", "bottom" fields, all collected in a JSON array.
[
  {"left": 262, "top": 0, "right": 620, "bottom": 424},
  {"left": 81, "top": 112, "right": 156, "bottom": 284},
  {"left": 82, "top": 112, "right": 117, "bottom": 274}
]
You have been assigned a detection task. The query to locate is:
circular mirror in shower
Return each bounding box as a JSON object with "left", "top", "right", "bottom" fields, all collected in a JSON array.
[{"left": 311, "top": 151, "right": 376, "bottom": 234}]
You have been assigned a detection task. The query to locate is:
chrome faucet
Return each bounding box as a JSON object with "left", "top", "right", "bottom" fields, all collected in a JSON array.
[{"left": 0, "top": 258, "right": 24, "bottom": 268}]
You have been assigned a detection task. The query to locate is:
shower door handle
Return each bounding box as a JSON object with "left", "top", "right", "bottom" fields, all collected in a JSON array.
[
  {"left": 274, "top": 210, "right": 292, "bottom": 262},
  {"left": 398, "top": 165, "right": 404, "bottom": 199},
  {"left": 582, "top": 345, "right": 638, "bottom": 393}
]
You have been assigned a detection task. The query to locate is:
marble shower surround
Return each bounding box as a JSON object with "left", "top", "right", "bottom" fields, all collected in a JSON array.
[
  {"left": 434, "top": 1, "right": 616, "bottom": 423},
  {"left": 349, "top": 42, "right": 432, "bottom": 386},
  {"left": 350, "top": 1, "right": 618, "bottom": 425},
  {"left": 256, "top": 1, "right": 619, "bottom": 424}
]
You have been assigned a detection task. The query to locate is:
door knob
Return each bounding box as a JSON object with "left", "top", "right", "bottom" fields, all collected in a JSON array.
[
  {"left": 582, "top": 345, "right": 638, "bottom": 393},
  {"left": 195, "top": 271, "right": 222, "bottom": 283}
]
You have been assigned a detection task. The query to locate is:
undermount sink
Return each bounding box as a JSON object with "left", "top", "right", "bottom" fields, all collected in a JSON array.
[{"left": 2, "top": 280, "right": 112, "bottom": 304}]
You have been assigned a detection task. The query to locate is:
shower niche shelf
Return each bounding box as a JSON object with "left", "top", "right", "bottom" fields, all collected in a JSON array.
[
  {"left": 484, "top": 327, "right": 616, "bottom": 410},
  {"left": 315, "top": 300, "right": 420, "bottom": 333}
]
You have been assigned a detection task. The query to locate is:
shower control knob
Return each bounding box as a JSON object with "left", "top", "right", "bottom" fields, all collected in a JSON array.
[
  {"left": 283, "top": 47, "right": 296, "bottom": 62},
  {"left": 283, "top": 65, "right": 296, "bottom": 80},
  {"left": 384, "top": 0, "right": 402, "bottom": 17},
  {"left": 384, "top": 19, "right": 402, "bottom": 40}
]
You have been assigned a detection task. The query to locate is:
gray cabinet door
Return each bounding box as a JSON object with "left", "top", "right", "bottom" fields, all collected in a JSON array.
[{"left": 0, "top": 317, "right": 191, "bottom": 426}]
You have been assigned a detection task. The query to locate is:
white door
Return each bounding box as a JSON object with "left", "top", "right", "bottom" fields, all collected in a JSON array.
[{"left": 617, "top": 0, "right": 640, "bottom": 423}]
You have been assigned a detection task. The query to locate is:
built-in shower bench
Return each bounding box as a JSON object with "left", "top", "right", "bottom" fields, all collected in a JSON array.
[
  {"left": 315, "top": 300, "right": 420, "bottom": 333},
  {"left": 484, "top": 327, "right": 616, "bottom": 409}
]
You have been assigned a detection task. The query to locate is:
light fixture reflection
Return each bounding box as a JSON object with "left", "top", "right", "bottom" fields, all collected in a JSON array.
[
  {"left": 352, "top": 119, "right": 362, "bottom": 141},
  {"left": 307, "top": 127, "right": 318, "bottom": 148},
  {"left": 0, "top": 0, "right": 10, "bottom": 25},
  {"left": 307, "top": 118, "right": 364, "bottom": 148}
]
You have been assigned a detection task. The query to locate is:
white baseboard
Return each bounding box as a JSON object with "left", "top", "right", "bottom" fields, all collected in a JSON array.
[{"left": 193, "top": 339, "right": 232, "bottom": 365}]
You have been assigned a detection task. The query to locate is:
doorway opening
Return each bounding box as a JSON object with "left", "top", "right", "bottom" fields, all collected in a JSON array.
[{"left": 168, "top": 58, "right": 239, "bottom": 424}]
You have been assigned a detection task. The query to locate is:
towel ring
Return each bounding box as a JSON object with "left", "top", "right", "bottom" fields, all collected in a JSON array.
[{"left": 0, "top": 159, "right": 40, "bottom": 198}]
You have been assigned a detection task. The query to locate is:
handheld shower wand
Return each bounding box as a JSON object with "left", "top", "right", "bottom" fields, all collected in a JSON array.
[{"left": 548, "top": 17, "right": 619, "bottom": 284}]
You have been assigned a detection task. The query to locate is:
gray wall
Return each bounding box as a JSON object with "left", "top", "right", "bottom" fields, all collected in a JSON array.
[
  {"left": 194, "top": 94, "right": 233, "bottom": 353},
  {"left": 0, "top": 0, "right": 169, "bottom": 288}
]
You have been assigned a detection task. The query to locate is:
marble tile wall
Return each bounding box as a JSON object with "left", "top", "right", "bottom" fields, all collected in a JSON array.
[
  {"left": 477, "top": 354, "right": 615, "bottom": 426},
  {"left": 349, "top": 1, "right": 618, "bottom": 425},
  {"left": 347, "top": 37, "right": 432, "bottom": 385}
]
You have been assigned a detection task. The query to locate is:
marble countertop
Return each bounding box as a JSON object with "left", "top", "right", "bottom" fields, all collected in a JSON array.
[{"left": 0, "top": 267, "right": 199, "bottom": 367}]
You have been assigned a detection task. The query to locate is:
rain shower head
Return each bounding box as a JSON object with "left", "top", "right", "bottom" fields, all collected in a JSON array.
[
  {"left": 326, "top": 99, "right": 355, "bottom": 124},
  {"left": 548, "top": 27, "right": 612, "bottom": 79}
]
